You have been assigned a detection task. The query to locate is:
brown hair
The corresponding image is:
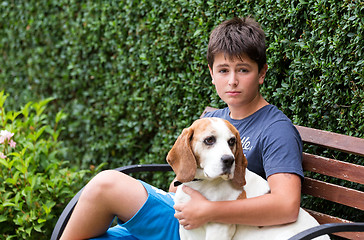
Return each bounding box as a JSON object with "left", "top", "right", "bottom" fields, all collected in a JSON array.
[{"left": 207, "top": 16, "right": 267, "bottom": 72}]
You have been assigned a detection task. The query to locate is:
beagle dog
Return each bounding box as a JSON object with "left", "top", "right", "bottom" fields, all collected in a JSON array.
[{"left": 167, "top": 117, "right": 329, "bottom": 240}]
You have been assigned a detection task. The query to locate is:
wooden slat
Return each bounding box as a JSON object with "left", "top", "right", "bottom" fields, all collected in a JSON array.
[
  {"left": 305, "top": 210, "right": 364, "bottom": 240},
  {"left": 302, "top": 177, "right": 364, "bottom": 210},
  {"left": 302, "top": 153, "right": 364, "bottom": 185},
  {"left": 305, "top": 209, "right": 352, "bottom": 224},
  {"left": 295, "top": 125, "right": 364, "bottom": 156}
]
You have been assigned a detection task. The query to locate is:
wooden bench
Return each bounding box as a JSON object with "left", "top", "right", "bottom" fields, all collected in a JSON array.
[
  {"left": 51, "top": 106, "right": 364, "bottom": 240},
  {"left": 202, "top": 107, "right": 364, "bottom": 239}
]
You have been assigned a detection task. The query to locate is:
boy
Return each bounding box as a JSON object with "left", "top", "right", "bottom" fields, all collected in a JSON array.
[{"left": 61, "top": 16, "right": 303, "bottom": 240}]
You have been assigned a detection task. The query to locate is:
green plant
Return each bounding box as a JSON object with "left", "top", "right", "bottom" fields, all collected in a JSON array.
[{"left": 0, "top": 91, "right": 95, "bottom": 239}]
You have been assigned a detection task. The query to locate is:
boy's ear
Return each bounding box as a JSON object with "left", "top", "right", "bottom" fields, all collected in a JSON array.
[
  {"left": 259, "top": 64, "right": 268, "bottom": 84},
  {"left": 208, "top": 64, "right": 215, "bottom": 84}
]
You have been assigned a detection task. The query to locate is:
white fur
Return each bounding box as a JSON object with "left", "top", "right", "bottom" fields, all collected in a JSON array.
[{"left": 174, "top": 118, "right": 330, "bottom": 240}]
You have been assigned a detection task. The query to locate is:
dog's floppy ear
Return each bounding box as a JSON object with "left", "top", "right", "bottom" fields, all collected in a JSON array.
[
  {"left": 226, "top": 121, "right": 248, "bottom": 189},
  {"left": 166, "top": 126, "right": 197, "bottom": 183}
]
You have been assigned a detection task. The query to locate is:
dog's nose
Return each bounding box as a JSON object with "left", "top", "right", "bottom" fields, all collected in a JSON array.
[{"left": 221, "top": 155, "right": 234, "bottom": 169}]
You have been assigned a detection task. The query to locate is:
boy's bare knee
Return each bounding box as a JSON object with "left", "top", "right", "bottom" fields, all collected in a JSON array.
[
  {"left": 81, "top": 170, "right": 126, "bottom": 201},
  {"left": 80, "top": 170, "right": 146, "bottom": 203},
  {"left": 77, "top": 169, "right": 147, "bottom": 222}
]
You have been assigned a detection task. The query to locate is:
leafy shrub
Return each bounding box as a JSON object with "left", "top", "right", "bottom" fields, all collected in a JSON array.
[{"left": 0, "top": 91, "right": 95, "bottom": 239}]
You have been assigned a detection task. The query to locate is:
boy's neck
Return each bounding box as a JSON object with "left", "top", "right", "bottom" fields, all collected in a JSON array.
[{"left": 228, "top": 95, "right": 269, "bottom": 120}]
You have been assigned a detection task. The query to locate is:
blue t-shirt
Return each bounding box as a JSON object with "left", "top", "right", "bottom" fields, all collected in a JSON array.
[{"left": 204, "top": 105, "right": 303, "bottom": 180}]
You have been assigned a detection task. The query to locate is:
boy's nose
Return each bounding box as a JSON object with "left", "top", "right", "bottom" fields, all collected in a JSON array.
[{"left": 228, "top": 73, "right": 238, "bottom": 86}]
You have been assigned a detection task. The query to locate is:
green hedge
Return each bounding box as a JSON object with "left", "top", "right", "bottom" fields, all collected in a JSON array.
[{"left": 1, "top": 0, "right": 363, "bottom": 228}]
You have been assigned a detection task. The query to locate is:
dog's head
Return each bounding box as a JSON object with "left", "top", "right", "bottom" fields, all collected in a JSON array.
[{"left": 166, "top": 117, "right": 247, "bottom": 189}]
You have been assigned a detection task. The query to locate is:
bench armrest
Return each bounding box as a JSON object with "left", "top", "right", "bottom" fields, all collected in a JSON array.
[{"left": 288, "top": 222, "right": 364, "bottom": 240}]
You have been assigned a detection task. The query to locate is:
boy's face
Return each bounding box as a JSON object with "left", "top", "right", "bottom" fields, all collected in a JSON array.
[{"left": 209, "top": 53, "right": 267, "bottom": 109}]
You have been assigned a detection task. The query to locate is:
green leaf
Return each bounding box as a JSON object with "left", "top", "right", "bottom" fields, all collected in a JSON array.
[
  {"left": 14, "top": 192, "right": 21, "bottom": 205},
  {"left": 347, "top": 33, "right": 355, "bottom": 38},
  {"left": 33, "top": 97, "right": 54, "bottom": 117},
  {"left": 193, "top": 29, "right": 203, "bottom": 38},
  {"left": 24, "top": 156, "right": 32, "bottom": 170},
  {"left": 34, "top": 125, "right": 48, "bottom": 141},
  {"left": 42, "top": 201, "right": 56, "bottom": 215},
  {"left": 34, "top": 224, "right": 43, "bottom": 232},
  {"left": 37, "top": 218, "right": 46, "bottom": 224},
  {"left": 21, "top": 102, "right": 33, "bottom": 119},
  {"left": 6, "top": 110, "right": 21, "bottom": 122},
  {"left": 0, "top": 215, "right": 7, "bottom": 223},
  {"left": 281, "top": 82, "right": 290, "bottom": 89},
  {"left": 0, "top": 91, "right": 8, "bottom": 108},
  {"left": 5, "top": 177, "right": 17, "bottom": 185},
  {"left": 3, "top": 202, "right": 16, "bottom": 207},
  {"left": 14, "top": 162, "right": 27, "bottom": 174},
  {"left": 55, "top": 110, "right": 67, "bottom": 124},
  {"left": 25, "top": 227, "right": 32, "bottom": 236},
  {"left": 0, "top": 158, "right": 9, "bottom": 168}
]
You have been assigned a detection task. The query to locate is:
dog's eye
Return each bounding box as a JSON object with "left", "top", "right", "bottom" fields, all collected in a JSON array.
[
  {"left": 204, "top": 136, "right": 216, "bottom": 145},
  {"left": 228, "top": 137, "right": 236, "bottom": 147}
]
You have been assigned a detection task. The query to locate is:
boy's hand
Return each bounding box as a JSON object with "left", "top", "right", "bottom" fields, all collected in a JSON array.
[
  {"left": 173, "top": 185, "right": 211, "bottom": 230},
  {"left": 168, "top": 178, "right": 178, "bottom": 193}
]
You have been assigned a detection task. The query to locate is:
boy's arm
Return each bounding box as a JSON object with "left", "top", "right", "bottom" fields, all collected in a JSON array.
[{"left": 174, "top": 172, "right": 301, "bottom": 229}]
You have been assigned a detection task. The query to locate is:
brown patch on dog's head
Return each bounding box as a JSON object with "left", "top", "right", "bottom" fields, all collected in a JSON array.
[
  {"left": 166, "top": 125, "right": 196, "bottom": 183},
  {"left": 166, "top": 119, "right": 212, "bottom": 183}
]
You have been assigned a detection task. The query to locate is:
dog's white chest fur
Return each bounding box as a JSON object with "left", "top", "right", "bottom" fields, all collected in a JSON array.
[
  {"left": 174, "top": 169, "right": 270, "bottom": 240},
  {"left": 174, "top": 178, "right": 241, "bottom": 240},
  {"left": 175, "top": 170, "right": 329, "bottom": 240}
]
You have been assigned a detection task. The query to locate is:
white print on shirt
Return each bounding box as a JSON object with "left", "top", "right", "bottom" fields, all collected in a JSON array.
[{"left": 241, "top": 136, "right": 253, "bottom": 151}]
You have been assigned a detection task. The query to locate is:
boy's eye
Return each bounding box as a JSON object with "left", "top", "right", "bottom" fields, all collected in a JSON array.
[
  {"left": 219, "top": 69, "right": 228, "bottom": 73},
  {"left": 239, "top": 68, "right": 249, "bottom": 73}
]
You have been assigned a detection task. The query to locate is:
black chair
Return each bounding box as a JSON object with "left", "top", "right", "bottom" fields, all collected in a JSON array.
[{"left": 51, "top": 164, "right": 364, "bottom": 240}]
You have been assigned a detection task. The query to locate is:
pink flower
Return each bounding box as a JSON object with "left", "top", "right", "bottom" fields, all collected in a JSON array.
[
  {"left": 9, "top": 140, "right": 16, "bottom": 148},
  {"left": 0, "top": 136, "right": 4, "bottom": 144},
  {"left": 0, "top": 130, "right": 14, "bottom": 141},
  {"left": 0, "top": 152, "right": 6, "bottom": 159}
]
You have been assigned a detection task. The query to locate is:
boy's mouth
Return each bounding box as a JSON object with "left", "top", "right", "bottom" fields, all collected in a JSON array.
[{"left": 226, "top": 91, "right": 241, "bottom": 96}]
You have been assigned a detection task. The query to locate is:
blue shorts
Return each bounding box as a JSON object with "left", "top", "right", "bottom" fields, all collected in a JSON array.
[{"left": 91, "top": 180, "right": 180, "bottom": 240}]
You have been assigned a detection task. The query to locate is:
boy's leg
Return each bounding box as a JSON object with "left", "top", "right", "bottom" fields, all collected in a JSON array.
[
  {"left": 60, "top": 170, "right": 148, "bottom": 240},
  {"left": 92, "top": 180, "right": 179, "bottom": 240}
]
